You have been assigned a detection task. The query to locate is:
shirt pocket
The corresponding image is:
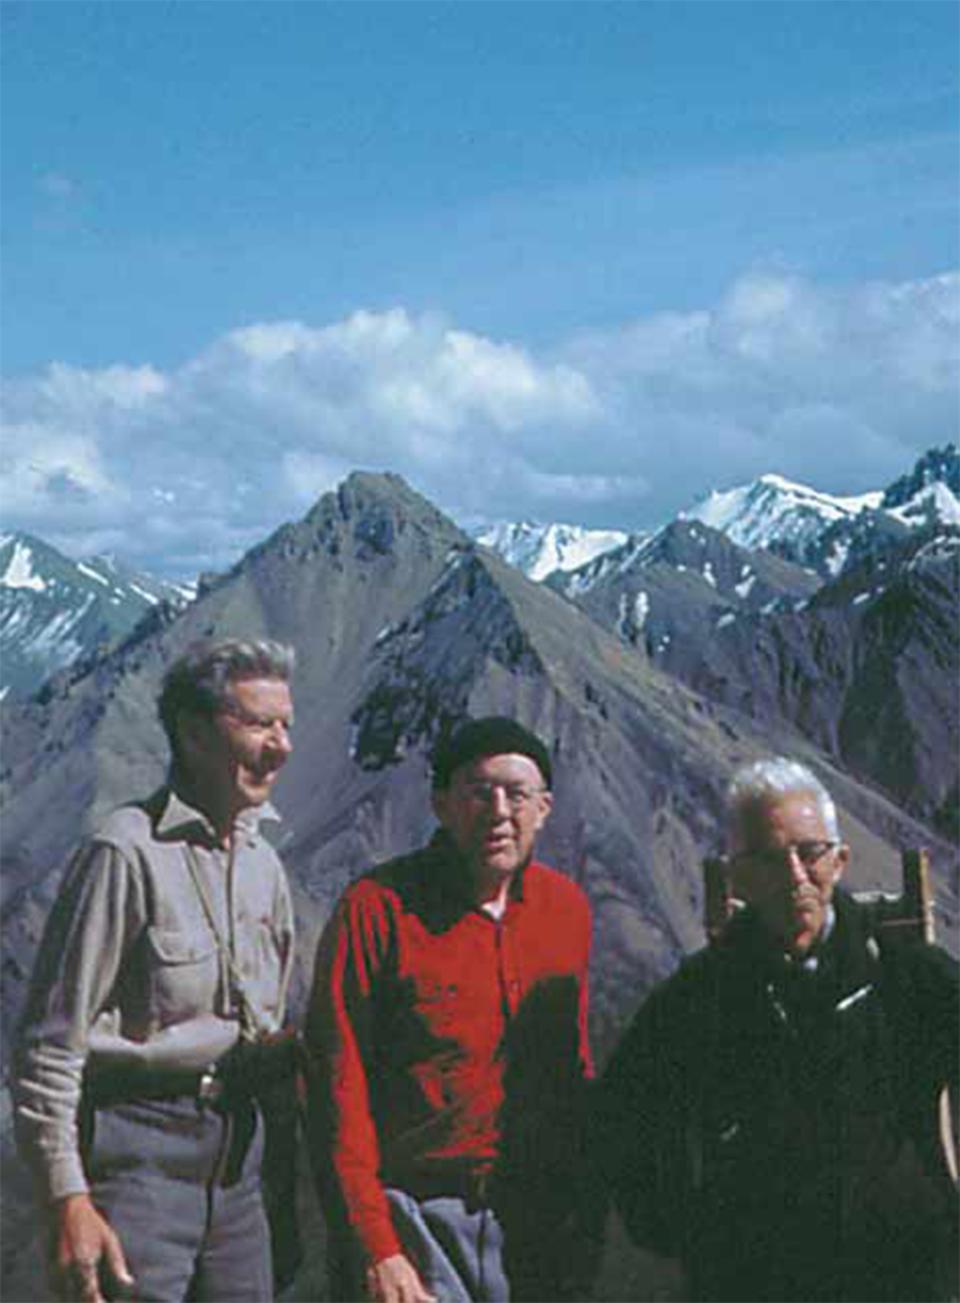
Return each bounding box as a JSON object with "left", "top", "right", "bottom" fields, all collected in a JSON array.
[{"left": 144, "top": 925, "right": 219, "bottom": 1024}]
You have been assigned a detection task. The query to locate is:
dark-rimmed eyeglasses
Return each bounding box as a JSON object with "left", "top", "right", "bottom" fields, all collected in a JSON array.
[
  {"left": 733, "top": 840, "right": 837, "bottom": 873},
  {"left": 459, "top": 781, "right": 546, "bottom": 810}
]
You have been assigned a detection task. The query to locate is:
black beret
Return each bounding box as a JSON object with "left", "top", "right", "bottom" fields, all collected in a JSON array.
[{"left": 431, "top": 717, "right": 552, "bottom": 790}]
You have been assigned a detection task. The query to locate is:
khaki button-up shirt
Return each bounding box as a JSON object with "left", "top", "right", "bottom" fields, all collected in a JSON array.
[{"left": 12, "top": 787, "right": 294, "bottom": 1202}]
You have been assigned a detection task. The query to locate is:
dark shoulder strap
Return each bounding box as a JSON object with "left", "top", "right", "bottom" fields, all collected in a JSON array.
[{"left": 183, "top": 844, "right": 265, "bottom": 1039}]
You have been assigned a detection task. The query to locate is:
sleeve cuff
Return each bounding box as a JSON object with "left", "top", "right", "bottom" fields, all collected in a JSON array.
[
  {"left": 357, "top": 1217, "right": 402, "bottom": 1267},
  {"left": 44, "top": 1156, "right": 89, "bottom": 1204}
]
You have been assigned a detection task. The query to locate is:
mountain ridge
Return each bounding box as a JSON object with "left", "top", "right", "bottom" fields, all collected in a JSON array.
[
  {"left": 478, "top": 444, "right": 959, "bottom": 583},
  {"left": 0, "top": 531, "right": 194, "bottom": 701}
]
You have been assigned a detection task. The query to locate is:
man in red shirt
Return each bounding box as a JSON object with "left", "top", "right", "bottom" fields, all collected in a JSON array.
[{"left": 306, "top": 717, "right": 597, "bottom": 1303}]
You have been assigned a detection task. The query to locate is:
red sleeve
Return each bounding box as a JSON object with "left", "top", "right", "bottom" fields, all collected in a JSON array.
[{"left": 305, "top": 880, "right": 402, "bottom": 1266}]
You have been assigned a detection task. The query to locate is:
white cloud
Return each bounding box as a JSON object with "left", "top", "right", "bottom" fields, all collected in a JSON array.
[
  {"left": 281, "top": 451, "right": 353, "bottom": 506},
  {"left": 563, "top": 269, "right": 959, "bottom": 503},
  {"left": 1, "top": 274, "right": 956, "bottom": 578}
]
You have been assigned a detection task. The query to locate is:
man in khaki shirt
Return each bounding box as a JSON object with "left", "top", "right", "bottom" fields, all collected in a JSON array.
[{"left": 13, "top": 638, "right": 296, "bottom": 1302}]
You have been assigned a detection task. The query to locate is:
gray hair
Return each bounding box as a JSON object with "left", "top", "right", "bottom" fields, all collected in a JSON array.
[
  {"left": 159, "top": 638, "right": 295, "bottom": 755},
  {"left": 727, "top": 757, "right": 840, "bottom": 842}
]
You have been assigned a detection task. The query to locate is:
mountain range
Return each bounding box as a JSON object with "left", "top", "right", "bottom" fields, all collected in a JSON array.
[
  {"left": 481, "top": 444, "right": 960, "bottom": 582},
  {"left": 6, "top": 446, "right": 956, "bottom": 706},
  {"left": 0, "top": 533, "right": 194, "bottom": 701},
  {"left": 1, "top": 452, "right": 957, "bottom": 1301},
  {"left": 540, "top": 446, "right": 958, "bottom": 839}
]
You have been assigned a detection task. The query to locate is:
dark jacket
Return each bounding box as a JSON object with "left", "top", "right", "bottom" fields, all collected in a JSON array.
[{"left": 598, "top": 890, "right": 959, "bottom": 1302}]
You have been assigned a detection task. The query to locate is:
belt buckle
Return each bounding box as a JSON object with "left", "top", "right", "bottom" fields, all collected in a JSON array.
[{"left": 197, "top": 1066, "right": 224, "bottom": 1107}]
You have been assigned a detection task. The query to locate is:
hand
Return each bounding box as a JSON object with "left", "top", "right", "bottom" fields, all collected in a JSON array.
[
  {"left": 53, "top": 1194, "right": 134, "bottom": 1302},
  {"left": 365, "top": 1253, "right": 436, "bottom": 1303}
]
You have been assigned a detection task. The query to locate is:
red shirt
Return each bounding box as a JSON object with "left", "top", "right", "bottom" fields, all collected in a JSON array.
[{"left": 306, "top": 833, "right": 593, "bottom": 1265}]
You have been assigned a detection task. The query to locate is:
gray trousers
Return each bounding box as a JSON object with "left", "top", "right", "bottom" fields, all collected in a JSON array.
[
  {"left": 85, "top": 1095, "right": 272, "bottom": 1302},
  {"left": 327, "top": 1184, "right": 599, "bottom": 1302},
  {"left": 384, "top": 1189, "right": 509, "bottom": 1303}
]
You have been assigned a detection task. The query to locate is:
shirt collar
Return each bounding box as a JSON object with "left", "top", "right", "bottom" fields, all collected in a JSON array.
[
  {"left": 155, "top": 785, "right": 281, "bottom": 843},
  {"left": 724, "top": 900, "right": 835, "bottom": 971},
  {"left": 798, "top": 902, "right": 835, "bottom": 972},
  {"left": 724, "top": 891, "right": 880, "bottom": 1005}
]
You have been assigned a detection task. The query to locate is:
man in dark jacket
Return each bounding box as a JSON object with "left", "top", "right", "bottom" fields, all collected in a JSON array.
[{"left": 599, "top": 757, "right": 958, "bottom": 1303}]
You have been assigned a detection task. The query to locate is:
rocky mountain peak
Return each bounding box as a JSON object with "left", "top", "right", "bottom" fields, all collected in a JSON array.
[
  {"left": 350, "top": 548, "right": 544, "bottom": 773},
  {"left": 304, "top": 469, "right": 456, "bottom": 539},
  {"left": 683, "top": 472, "right": 880, "bottom": 566},
  {"left": 882, "top": 443, "right": 959, "bottom": 509}
]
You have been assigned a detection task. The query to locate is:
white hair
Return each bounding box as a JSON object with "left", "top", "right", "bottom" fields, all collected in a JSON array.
[{"left": 727, "top": 757, "right": 840, "bottom": 842}]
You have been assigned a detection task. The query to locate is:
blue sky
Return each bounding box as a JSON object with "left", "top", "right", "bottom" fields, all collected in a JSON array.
[{"left": 2, "top": 2, "right": 958, "bottom": 577}]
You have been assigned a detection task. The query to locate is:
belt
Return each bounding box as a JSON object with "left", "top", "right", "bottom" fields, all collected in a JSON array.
[{"left": 84, "top": 1063, "right": 231, "bottom": 1110}]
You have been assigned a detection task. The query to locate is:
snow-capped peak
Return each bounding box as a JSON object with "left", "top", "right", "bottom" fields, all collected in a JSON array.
[
  {"left": 677, "top": 448, "right": 958, "bottom": 576},
  {"left": 0, "top": 532, "right": 195, "bottom": 700},
  {"left": 681, "top": 473, "right": 881, "bottom": 554},
  {"left": 888, "top": 480, "right": 960, "bottom": 529},
  {"left": 473, "top": 520, "right": 628, "bottom": 581}
]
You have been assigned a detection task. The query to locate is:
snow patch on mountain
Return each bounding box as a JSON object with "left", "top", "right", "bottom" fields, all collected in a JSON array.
[
  {"left": 889, "top": 480, "right": 960, "bottom": 528},
  {"left": 473, "top": 520, "right": 628, "bottom": 581},
  {"left": 2, "top": 539, "right": 49, "bottom": 592},
  {"left": 76, "top": 562, "right": 110, "bottom": 588},
  {"left": 616, "top": 590, "right": 650, "bottom": 640}
]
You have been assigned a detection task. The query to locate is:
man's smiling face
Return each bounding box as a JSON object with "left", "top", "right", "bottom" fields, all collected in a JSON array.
[{"left": 182, "top": 676, "right": 294, "bottom": 827}]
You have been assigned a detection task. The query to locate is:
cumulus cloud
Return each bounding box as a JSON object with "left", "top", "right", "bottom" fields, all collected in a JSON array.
[
  {"left": 1, "top": 310, "right": 598, "bottom": 575},
  {"left": 563, "top": 269, "right": 959, "bottom": 508},
  {"left": 1, "top": 273, "right": 957, "bottom": 578}
]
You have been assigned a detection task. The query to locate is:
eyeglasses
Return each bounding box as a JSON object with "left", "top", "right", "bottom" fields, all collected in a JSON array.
[
  {"left": 734, "top": 841, "right": 838, "bottom": 874},
  {"left": 460, "top": 781, "right": 546, "bottom": 810}
]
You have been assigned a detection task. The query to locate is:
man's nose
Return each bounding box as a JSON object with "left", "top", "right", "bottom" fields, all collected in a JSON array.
[
  {"left": 488, "top": 785, "right": 512, "bottom": 818},
  {"left": 785, "top": 845, "right": 808, "bottom": 883},
  {"left": 267, "top": 722, "right": 293, "bottom": 756}
]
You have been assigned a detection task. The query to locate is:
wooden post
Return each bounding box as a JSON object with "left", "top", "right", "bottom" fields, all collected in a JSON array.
[
  {"left": 703, "top": 857, "right": 730, "bottom": 943},
  {"left": 901, "top": 848, "right": 935, "bottom": 944}
]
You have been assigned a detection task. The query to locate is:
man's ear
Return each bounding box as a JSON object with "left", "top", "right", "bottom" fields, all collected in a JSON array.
[
  {"left": 533, "top": 790, "right": 553, "bottom": 833},
  {"left": 832, "top": 843, "right": 850, "bottom": 884},
  {"left": 175, "top": 709, "right": 210, "bottom": 763}
]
